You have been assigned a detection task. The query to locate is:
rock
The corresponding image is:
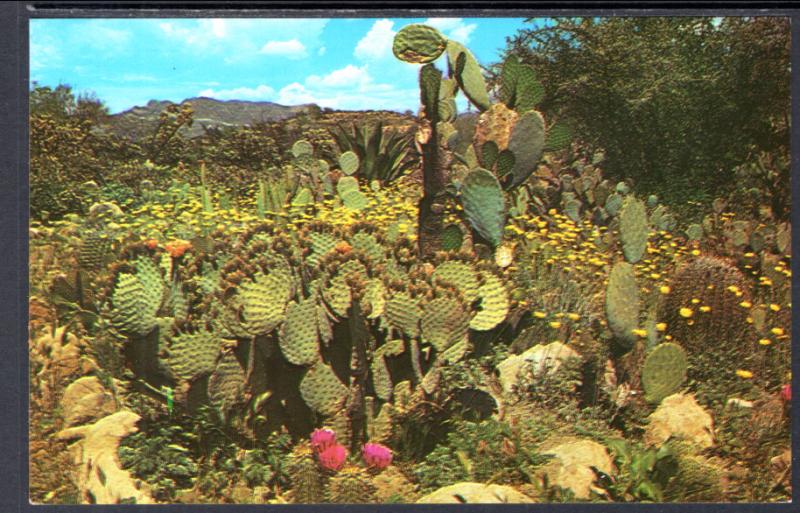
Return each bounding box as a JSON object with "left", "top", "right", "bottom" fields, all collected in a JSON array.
[
  {"left": 56, "top": 410, "right": 154, "bottom": 504},
  {"left": 538, "top": 437, "right": 614, "bottom": 499},
  {"left": 33, "top": 327, "right": 95, "bottom": 404},
  {"left": 496, "top": 342, "right": 580, "bottom": 395},
  {"left": 645, "top": 393, "right": 714, "bottom": 449},
  {"left": 417, "top": 482, "right": 536, "bottom": 503},
  {"left": 60, "top": 376, "right": 117, "bottom": 428}
]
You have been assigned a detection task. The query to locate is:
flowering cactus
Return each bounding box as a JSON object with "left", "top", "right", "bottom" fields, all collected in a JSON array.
[
  {"left": 317, "top": 444, "right": 348, "bottom": 471},
  {"left": 310, "top": 428, "right": 337, "bottom": 453},
  {"left": 361, "top": 443, "right": 392, "bottom": 469}
]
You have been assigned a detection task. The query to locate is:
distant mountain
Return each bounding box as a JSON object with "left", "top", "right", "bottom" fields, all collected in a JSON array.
[{"left": 99, "top": 97, "right": 315, "bottom": 141}]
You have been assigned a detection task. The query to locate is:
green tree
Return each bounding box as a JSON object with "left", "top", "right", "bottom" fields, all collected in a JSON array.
[{"left": 505, "top": 17, "right": 789, "bottom": 209}]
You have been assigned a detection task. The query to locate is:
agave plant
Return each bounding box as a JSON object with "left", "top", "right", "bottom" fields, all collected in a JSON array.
[{"left": 331, "top": 121, "right": 415, "bottom": 185}]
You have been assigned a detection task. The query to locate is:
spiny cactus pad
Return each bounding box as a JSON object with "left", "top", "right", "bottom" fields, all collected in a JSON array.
[
  {"left": 342, "top": 189, "right": 369, "bottom": 211},
  {"left": 474, "top": 103, "right": 519, "bottom": 153},
  {"left": 208, "top": 351, "right": 246, "bottom": 413},
  {"left": 441, "top": 224, "right": 464, "bottom": 251},
  {"left": 300, "top": 361, "right": 348, "bottom": 416},
  {"left": 110, "top": 272, "right": 159, "bottom": 336},
  {"left": 392, "top": 24, "right": 447, "bottom": 64},
  {"left": 337, "top": 176, "right": 359, "bottom": 196},
  {"left": 385, "top": 291, "right": 422, "bottom": 338},
  {"left": 507, "top": 110, "right": 546, "bottom": 189},
  {"left": 642, "top": 342, "right": 688, "bottom": 404},
  {"left": 461, "top": 168, "right": 506, "bottom": 247},
  {"left": 619, "top": 196, "right": 649, "bottom": 264},
  {"left": 421, "top": 297, "right": 470, "bottom": 352},
  {"left": 327, "top": 465, "right": 377, "bottom": 503},
  {"left": 238, "top": 269, "right": 293, "bottom": 336},
  {"left": 291, "top": 140, "right": 313, "bottom": 158},
  {"left": 447, "top": 40, "right": 491, "bottom": 111},
  {"left": 470, "top": 273, "right": 510, "bottom": 331},
  {"left": 279, "top": 298, "right": 320, "bottom": 366},
  {"left": 606, "top": 262, "right": 640, "bottom": 348},
  {"left": 432, "top": 261, "right": 480, "bottom": 303},
  {"left": 166, "top": 328, "right": 220, "bottom": 381},
  {"left": 339, "top": 151, "right": 360, "bottom": 176}
]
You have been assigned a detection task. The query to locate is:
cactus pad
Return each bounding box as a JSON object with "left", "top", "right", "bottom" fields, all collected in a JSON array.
[
  {"left": 642, "top": 342, "right": 688, "bottom": 404},
  {"left": 441, "top": 224, "right": 464, "bottom": 251},
  {"left": 208, "top": 351, "right": 246, "bottom": 413},
  {"left": 474, "top": 103, "right": 519, "bottom": 153},
  {"left": 606, "top": 262, "right": 640, "bottom": 348},
  {"left": 392, "top": 24, "right": 447, "bottom": 64},
  {"left": 470, "top": 273, "right": 510, "bottom": 331},
  {"left": 110, "top": 272, "right": 159, "bottom": 337},
  {"left": 432, "top": 261, "right": 480, "bottom": 303},
  {"left": 166, "top": 328, "right": 220, "bottom": 381},
  {"left": 447, "top": 40, "right": 491, "bottom": 111},
  {"left": 238, "top": 269, "right": 293, "bottom": 336},
  {"left": 339, "top": 151, "right": 360, "bottom": 176},
  {"left": 507, "top": 110, "right": 546, "bottom": 189},
  {"left": 385, "top": 291, "right": 422, "bottom": 338},
  {"left": 291, "top": 140, "right": 313, "bottom": 158},
  {"left": 300, "top": 361, "right": 348, "bottom": 416},
  {"left": 337, "top": 176, "right": 359, "bottom": 196},
  {"left": 460, "top": 168, "right": 506, "bottom": 247},
  {"left": 421, "top": 297, "right": 470, "bottom": 352},
  {"left": 279, "top": 298, "right": 320, "bottom": 366},
  {"left": 619, "top": 197, "right": 649, "bottom": 264}
]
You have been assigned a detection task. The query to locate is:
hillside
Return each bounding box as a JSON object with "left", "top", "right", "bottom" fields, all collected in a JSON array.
[{"left": 100, "top": 97, "right": 314, "bottom": 140}]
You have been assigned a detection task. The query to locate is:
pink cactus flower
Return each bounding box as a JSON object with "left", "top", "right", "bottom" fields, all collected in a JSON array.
[
  {"left": 362, "top": 443, "right": 393, "bottom": 469},
  {"left": 781, "top": 384, "right": 791, "bottom": 403},
  {"left": 310, "top": 428, "right": 336, "bottom": 453},
  {"left": 317, "top": 444, "right": 348, "bottom": 471}
]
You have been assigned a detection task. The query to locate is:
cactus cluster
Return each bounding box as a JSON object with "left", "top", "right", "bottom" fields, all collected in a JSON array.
[{"left": 100, "top": 220, "right": 513, "bottom": 444}]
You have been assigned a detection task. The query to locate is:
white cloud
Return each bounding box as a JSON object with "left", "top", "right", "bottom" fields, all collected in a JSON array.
[
  {"left": 274, "top": 63, "right": 417, "bottom": 110},
  {"left": 260, "top": 39, "right": 307, "bottom": 58},
  {"left": 354, "top": 19, "right": 396, "bottom": 60},
  {"left": 318, "top": 46, "right": 326, "bottom": 56},
  {"left": 158, "top": 18, "right": 328, "bottom": 59},
  {"left": 306, "top": 64, "right": 370, "bottom": 89},
  {"left": 198, "top": 84, "right": 276, "bottom": 100},
  {"left": 423, "top": 17, "right": 477, "bottom": 44}
]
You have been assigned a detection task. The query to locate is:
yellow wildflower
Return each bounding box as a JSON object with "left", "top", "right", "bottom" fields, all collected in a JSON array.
[
  {"left": 656, "top": 322, "right": 667, "bottom": 332},
  {"left": 679, "top": 307, "right": 693, "bottom": 318},
  {"left": 736, "top": 369, "right": 753, "bottom": 379},
  {"left": 699, "top": 306, "right": 711, "bottom": 313},
  {"left": 759, "top": 338, "right": 772, "bottom": 346},
  {"left": 739, "top": 301, "right": 752, "bottom": 308},
  {"left": 771, "top": 327, "right": 785, "bottom": 336}
]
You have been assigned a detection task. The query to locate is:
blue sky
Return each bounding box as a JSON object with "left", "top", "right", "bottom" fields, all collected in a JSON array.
[{"left": 30, "top": 17, "right": 537, "bottom": 114}]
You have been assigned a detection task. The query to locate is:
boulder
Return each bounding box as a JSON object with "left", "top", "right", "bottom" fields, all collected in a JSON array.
[
  {"left": 497, "top": 342, "right": 580, "bottom": 395},
  {"left": 539, "top": 437, "right": 614, "bottom": 499},
  {"left": 60, "top": 376, "right": 117, "bottom": 428},
  {"left": 417, "top": 482, "right": 535, "bottom": 503},
  {"left": 57, "top": 410, "right": 154, "bottom": 504},
  {"left": 644, "top": 393, "right": 714, "bottom": 449},
  {"left": 88, "top": 201, "right": 123, "bottom": 220}
]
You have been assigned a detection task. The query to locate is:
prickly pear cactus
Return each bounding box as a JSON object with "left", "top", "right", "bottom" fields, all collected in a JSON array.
[
  {"left": 109, "top": 257, "right": 165, "bottom": 337},
  {"left": 420, "top": 296, "right": 470, "bottom": 352},
  {"left": 460, "top": 168, "right": 506, "bottom": 247},
  {"left": 619, "top": 196, "right": 649, "bottom": 264},
  {"left": 165, "top": 327, "right": 220, "bottom": 382},
  {"left": 432, "top": 260, "right": 480, "bottom": 303},
  {"left": 446, "top": 40, "right": 491, "bottom": 111},
  {"left": 385, "top": 291, "right": 422, "bottom": 338},
  {"left": 392, "top": 24, "right": 447, "bottom": 64},
  {"left": 506, "top": 110, "right": 546, "bottom": 190},
  {"left": 279, "top": 298, "right": 320, "bottom": 366},
  {"left": 470, "top": 273, "right": 510, "bottom": 331},
  {"left": 339, "top": 151, "right": 360, "bottom": 176},
  {"left": 642, "top": 342, "right": 688, "bottom": 404},
  {"left": 605, "top": 262, "right": 640, "bottom": 349},
  {"left": 207, "top": 351, "right": 246, "bottom": 414},
  {"left": 235, "top": 268, "right": 294, "bottom": 336},
  {"left": 300, "top": 361, "right": 348, "bottom": 416}
]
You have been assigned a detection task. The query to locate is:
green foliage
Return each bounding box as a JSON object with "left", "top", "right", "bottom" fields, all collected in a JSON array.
[
  {"left": 331, "top": 121, "right": 415, "bottom": 185},
  {"left": 414, "top": 418, "right": 552, "bottom": 493},
  {"left": 118, "top": 416, "right": 199, "bottom": 502},
  {"left": 505, "top": 17, "right": 790, "bottom": 207},
  {"left": 598, "top": 439, "right": 679, "bottom": 502}
]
